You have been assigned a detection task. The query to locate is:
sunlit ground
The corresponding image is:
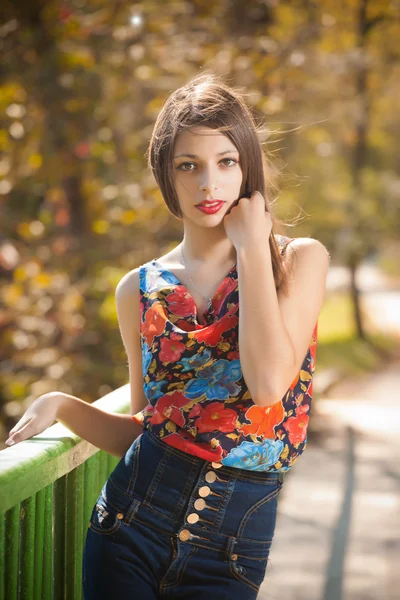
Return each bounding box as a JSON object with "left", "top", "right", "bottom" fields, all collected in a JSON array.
[{"left": 260, "top": 356, "right": 399, "bottom": 600}]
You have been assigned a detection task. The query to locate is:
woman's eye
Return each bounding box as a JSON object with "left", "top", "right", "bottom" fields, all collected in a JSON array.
[{"left": 176, "top": 158, "right": 238, "bottom": 171}]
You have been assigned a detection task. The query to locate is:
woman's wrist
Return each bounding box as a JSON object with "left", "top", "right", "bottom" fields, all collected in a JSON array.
[{"left": 54, "top": 392, "right": 75, "bottom": 422}]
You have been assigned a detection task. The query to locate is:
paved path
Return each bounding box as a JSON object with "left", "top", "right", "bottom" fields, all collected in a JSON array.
[{"left": 260, "top": 361, "right": 400, "bottom": 600}]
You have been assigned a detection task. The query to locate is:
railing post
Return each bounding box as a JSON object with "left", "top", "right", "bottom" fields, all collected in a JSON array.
[{"left": 0, "top": 385, "right": 130, "bottom": 599}]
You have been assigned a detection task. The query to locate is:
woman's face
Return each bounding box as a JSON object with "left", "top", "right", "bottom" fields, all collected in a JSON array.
[{"left": 172, "top": 126, "right": 243, "bottom": 225}]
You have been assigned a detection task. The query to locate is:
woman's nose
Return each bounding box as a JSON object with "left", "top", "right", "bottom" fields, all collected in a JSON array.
[{"left": 199, "top": 181, "right": 217, "bottom": 191}]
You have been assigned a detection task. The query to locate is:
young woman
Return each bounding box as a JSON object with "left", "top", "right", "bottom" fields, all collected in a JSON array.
[{"left": 6, "top": 73, "right": 330, "bottom": 599}]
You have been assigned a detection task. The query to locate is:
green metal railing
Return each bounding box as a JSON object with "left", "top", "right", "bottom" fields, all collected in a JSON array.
[{"left": 0, "top": 385, "right": 130, "bottom": 600}]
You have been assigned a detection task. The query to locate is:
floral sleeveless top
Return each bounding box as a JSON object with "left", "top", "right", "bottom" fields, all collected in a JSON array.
[{"left": 131, "top": 235, "right": 317, "bottom": 472}]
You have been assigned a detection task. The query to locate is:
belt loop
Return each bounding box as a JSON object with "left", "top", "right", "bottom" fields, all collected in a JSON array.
[
  {"left": 278, "top": 472, "right": 284, "bottom": 486},
  {"left": 225, "top": 536, "right": 237, "bottom": 559}
]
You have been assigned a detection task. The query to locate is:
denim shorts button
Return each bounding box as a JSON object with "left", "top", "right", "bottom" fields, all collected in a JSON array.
[
  {"left": 179, "top": 529, "right": 191, "bottom": 541},
  {"left": 187, "top": 513, "right": 199, "bottom": 524},
  {"left": 205, "top": 471, "right": 217, "bottom": 483},
  {"left": 211, "top": 462, "right": 223, "bottom": 469},
  {"left": 117, "top": 513, "right": 124, "bottom": 520},
  {"left": 198, "top": 486, "right": 211, "bottom": 497},
  {"left": 194, "top": 498, "right": 206, "bottom": 511},
  {"left": 231, "top": 554, "right": 238, "bottom": 561}
]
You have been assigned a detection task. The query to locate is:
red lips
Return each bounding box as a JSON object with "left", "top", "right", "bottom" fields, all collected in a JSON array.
[{"left": 196, "top": 200, "right": 224, "bottom": 206}]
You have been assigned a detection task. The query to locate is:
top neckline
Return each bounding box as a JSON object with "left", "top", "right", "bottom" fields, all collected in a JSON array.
[{"left": 150, "top": 259, "right": 238, "bottom": 326}]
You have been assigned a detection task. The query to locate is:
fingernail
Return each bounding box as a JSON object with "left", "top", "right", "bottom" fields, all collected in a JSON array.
[{"left": 5, "top": 439, "right": 15, "bottom": 446}]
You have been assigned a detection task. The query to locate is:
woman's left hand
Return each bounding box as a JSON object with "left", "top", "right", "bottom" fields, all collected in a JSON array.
[{"left": 223, "top": 191, "right": 272, "bottom": 250}]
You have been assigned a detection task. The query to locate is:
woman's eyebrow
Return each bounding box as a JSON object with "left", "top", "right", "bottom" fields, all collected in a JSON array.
[{"left": 173, "top": 149, "right": 239, "bottom": 159}]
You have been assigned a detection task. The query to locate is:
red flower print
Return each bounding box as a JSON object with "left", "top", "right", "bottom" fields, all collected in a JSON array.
[
  {"left": 147, "top": 405, "right": 165, "bottom": 426},
  {"left": 310, "top": 324, "right": 318, "bottom": 361},
  {"left": 155, "top": 391, "right": 189, "bottom": 428},
  {"left": 289, "top": 372, "right": 300, "bottom": 391},
  {"left": 142, "top": 303, "right": 167, "bottom": 346},
  {"left": 283, "top": 404, "right": 309, "bottom": 446},
  {"left": 159, "top": 334, "right": 186, "bottom": 364},
  {"left": 239, "top": 402, "right": 285, "bottom": 438},
  {"left": 211, "top": 277, "right": 237, "bottom": 314},
  {"left": 175, "top": 319, "right": 195, "bottom": 332},
  {"left": 195, "top": 402, "right": 237, "bottom": 434},
  {"left": 166, "top": 287, "right": 196, "bottom": 318},
  {"left": 192, "top": 311, "right": 238, "bottom": 344},
  {"left": 188, "top": 404, "right": 202, "bottom": 419},
  {"left": 163, "top": 431, "right": 224, "bottom": 461}
]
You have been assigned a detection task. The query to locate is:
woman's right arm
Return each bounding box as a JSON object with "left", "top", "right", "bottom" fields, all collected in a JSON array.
[{"left": 5, "top": 268, "right": 149, "bottom": 459}]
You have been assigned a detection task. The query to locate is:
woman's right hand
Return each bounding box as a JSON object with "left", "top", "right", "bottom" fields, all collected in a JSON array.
[{"left": 5, "top": 392, "right": 66, "bottom": 447}]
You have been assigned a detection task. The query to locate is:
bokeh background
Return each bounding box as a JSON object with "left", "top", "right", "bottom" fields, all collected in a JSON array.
[{"left": 1, "top": 2, "right": 399, "bottom": 597}]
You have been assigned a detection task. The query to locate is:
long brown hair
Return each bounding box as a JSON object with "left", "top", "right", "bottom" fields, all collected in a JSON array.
[{"left": 146, "top": 71, "right": 293, "bottom": 295}]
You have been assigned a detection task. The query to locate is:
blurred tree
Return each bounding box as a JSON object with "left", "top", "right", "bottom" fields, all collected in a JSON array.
[{"left": 0, "top": 0, "right": 399, "bottom": 441}]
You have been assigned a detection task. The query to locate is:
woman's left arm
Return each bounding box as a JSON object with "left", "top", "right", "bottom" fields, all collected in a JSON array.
[{"left": 237, "top": 238, "right": 330, "bottom": 407}]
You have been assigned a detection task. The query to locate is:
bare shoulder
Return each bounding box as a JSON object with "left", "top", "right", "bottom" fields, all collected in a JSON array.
[
  {"left": 116, "top": 266, "right": 140, "bottom": 295},
  {"left": 115, "top": 267, "right": 141, "bottom": 332},
  {"left": 284, "top": 237, "right": 331, "bottom": 285},
  {"left": 285, "top": 237, "right": 331, "bottom": 267}
]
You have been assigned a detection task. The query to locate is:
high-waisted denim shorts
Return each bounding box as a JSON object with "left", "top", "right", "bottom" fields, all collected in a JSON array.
[{"left": 82, "top": 426, "right": 285, "bottom": 599}]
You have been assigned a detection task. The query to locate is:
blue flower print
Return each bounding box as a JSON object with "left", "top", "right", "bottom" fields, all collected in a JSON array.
[
  {"left": 144, "top": 379, "right": 166, "bottom": 404},
  {"left": 185, "top": 359, "right": 242, "bottom": 400},
  {"left": 180, "top": 348, "right": 212, "bottom": 373},
  {"left": 222, "top": 439, "right": 285, "bottom": 470}
]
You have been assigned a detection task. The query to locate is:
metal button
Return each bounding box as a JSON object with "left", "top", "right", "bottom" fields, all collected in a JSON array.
[
  {"left": 179, "top": 529, "right": 191, "bottom": 541},
  {"left": 117, "top": 513, "right": 124, "bottom": 520},
  {"left": 231, "top": 554, "right": 238, "bottom": 561},
  {"left": 211, "top": 461, "right": 223, "bottom": 469},
  {"left": 187, "top": 513, "right": 199, "bottom": 524},
  {"left": 194, "top": 498, "right": 206, "bottom": 511},
  {"left": 198, "top": 486, "right": 211, "bottom": 498},
  {"left": 205, "top": 471, "right": 217, "bottom": 483}
]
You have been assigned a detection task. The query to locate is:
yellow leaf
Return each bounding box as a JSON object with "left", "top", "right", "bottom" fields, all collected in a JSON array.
[
  {"left": 121, "top": 210, "right": 137, "bottom": 225},
  {"left": 210, "top": 438, "right": 221, "bottom": 449},
  {"left": 218, "top": 342, "right": 230, "bottom": 352},
  {"left": 280, "top": 444, "right": 289, "bottom": 460},
  {"left": 16, "top": 222, "right": 32, "bottom": 239},
  {"left": 28, "top": 154, "right": 42, "bottom": 169},
  {"left": 13, "top": 266, "right": 28, "bottom": 282},
  {"left": 92, "top": 220, "right": 109, "bottom": 234},
  {"left": 34, "top": 273, "right": 51, "bottom": 288},
  {"left": 9, "top": 381, "right": 27, "bottom": 397},
  {"left": 300, "top": 370, "right": 312, "bottom": 381},
  {"left": 165, "top": 421, "right": 177, "bottom": 433},
  {"left": 3, "top": 283, "right": 24, "bottom": 305}
]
